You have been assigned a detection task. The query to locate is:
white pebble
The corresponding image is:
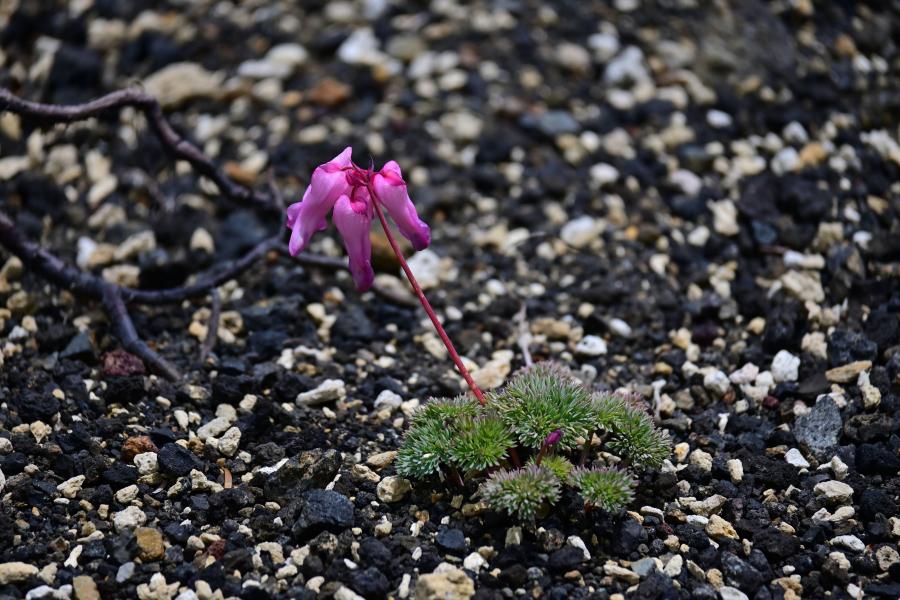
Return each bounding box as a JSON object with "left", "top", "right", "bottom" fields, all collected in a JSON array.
[
  {"left": 771, "top": 350, "right": 800, "bottom": 383},
  {"left": 608, "top": 318, "right": 632, "bottom": 337},
  {"left": 575, "top": 335, "right": 607, "bottom": 357},
  {"left": 707, "top": 109, "right": 733, "bottom": 128},
  {"left": 560, "top": 216, "right": 601, "bottom": 248},
  {"left": 374, "top": 390, "right": 403, "bottom": 410},
  {"left": 296, "top": 379, "right": 346, "bottom": 405},
  {"left": 830, "top": 535, "right": 865, "bottom": 553},
  {"left": 703, "top": 369, "right": 730, "bottom": 397},
  {"left": 785, "top": 448, "right": 810, "bottom": 469}
]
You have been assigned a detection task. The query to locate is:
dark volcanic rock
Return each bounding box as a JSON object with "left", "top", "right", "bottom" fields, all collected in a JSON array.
[
  {"left": 292, "top": 490, "right": 354, "bottom": 539},
  {"left": 435, "top": 528, "right": 468, "bottom": 556},
  {"left": 855, "top": 443, "right": 900, "bottom": 475},
  {"left": 262, "top": 449, "right": 341, "bottom": 503},
  {"left": 753, "top": 528, "right": 801, "bottom": 560},
  {"left": 157, "top": 443, "right": 203, "bottom": 476},
  {"left": 548, "top": 546, "right": 585, "bottom": 573},
  {"left": 828, "top": 329, "right": 878, "bottom": 367},
  {"left": 349, "top": 567, "right": 390, "bottom": 598},
  {"left": 60, "top": 332, "right": 96, "bottom": 360},
  {"left": 721, "top": 552, "right": 764, "bottom": 593}
]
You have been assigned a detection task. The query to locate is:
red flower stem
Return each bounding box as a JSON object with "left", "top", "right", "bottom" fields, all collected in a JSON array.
[{"left": 371, "top": 198, "right": 486, "bottom": 405}]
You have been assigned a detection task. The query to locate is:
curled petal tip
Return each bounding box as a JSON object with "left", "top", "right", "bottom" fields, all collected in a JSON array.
[
  {"left": 409, "top": 222, "right": 431, "bottom": 250},
  {"left": 286, "top": 202, "right": 302, "bottom": 228},
  {"left": 373, "top": 170, "right": 431, "bottom": 251},
  {"left": 352, "top": 264, "right": 375, "bottom": 292},
  {"left": 331, "top": 146, "right": 354, "bottom": 166},
  {"left": 288, "top": 226, "right": 305, "bottom": 257}
]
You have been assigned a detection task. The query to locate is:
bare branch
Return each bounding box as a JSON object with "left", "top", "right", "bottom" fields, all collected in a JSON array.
[
  {"left": 0, "top": 87, "right": 419, "bottom": 380},
  {"left": 102, "top": 283, "right": 181, "bottom": 380},
  {"left": 0, "top": 87, "right": 274, "bottom": 211}
]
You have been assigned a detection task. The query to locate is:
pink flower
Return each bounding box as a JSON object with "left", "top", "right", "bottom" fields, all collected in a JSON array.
[
  {"left": 286, "top": 147, "right": 431, "bottom": 291},
  {"left": 544, "top": 429, "right": 563, "bottom": 447}
]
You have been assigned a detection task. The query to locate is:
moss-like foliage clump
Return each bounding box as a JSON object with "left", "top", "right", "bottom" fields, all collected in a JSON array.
[
  {"left": 396, "top": 362, "right": 672, "bottom": 520},
  {"left": 570, "top": 467, "right": 636, "bottom": 512},
  {"left": 479, "top": 466, "right": 561, "bottom": 520}
]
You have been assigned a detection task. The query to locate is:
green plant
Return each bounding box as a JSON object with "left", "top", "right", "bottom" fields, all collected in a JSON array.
[
  {"left": 396, "top": 362, "right": 672, "bottom": 520},
  {"left": 478, "top": 466, "right": 561, "bottom": 520},
  {"left": 570, "top": 467, "right": 636, "bottom": 511},
  {"left": 530, "top": 454, "right": 575, "bottom": 481},
  {"left": 492, "top": 362, "right": 594, "bottom": 450},
  {"left": 448, "top": 415, "right": 514, "bottom": 472}
]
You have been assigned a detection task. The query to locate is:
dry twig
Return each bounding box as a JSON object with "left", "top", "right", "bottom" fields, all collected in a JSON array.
[{"left": 0, "top": 87, "right": 407, "bottom": 379}]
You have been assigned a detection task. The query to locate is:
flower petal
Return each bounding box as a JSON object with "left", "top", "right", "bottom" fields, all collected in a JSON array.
[
  {"left": 284, "top": 147, "right": 354, "bottom": 254},
  {"left": 333, "top": 194, "right": 375, "bottom": 291},
  {"left": 322, "top": 146, "right": 354, "bottom": 172},
  {"left": 373, "top": 161, "right": 431, "bottom": 250}
]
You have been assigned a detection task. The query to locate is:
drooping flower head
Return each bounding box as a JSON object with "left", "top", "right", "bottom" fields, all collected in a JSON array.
[{"left": 286, "top": 147, "right": 431, "bottom": 291}]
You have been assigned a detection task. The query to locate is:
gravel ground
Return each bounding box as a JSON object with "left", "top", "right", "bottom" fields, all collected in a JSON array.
[{"left": 1, "top": 1, "right": 899, "bottom": 599}]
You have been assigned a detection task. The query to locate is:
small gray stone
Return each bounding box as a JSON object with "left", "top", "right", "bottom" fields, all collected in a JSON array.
[
  {"left": 113, "top": 506, "right": 147, "bottom": 532},
  {"left": 830, "top": 535, "right": 865, "bottom": 553},
  {"left": 505, "top": 527, "right": 523, "bottom": 546},
  {"left": 117, "top": 562, "right": 135, "bottom": 583},
  {"left": 703, "top": 369, "right": 730, "bottom": 397},
  {"left": 374, "top": 390, "right": 403, "bottom": 410},
  {"left": 196, "top": 416, "right": 231, "bottom": 441},
  {"left": 604, "top": 46, "right": 648, "bottom": 85},
  {"left": 560, "top": 216, "right": 601, "bottom": 248},
  {"left": 771, "top": 350, "right": 800, "bottom": 383},
  {"left": 630, "top": 557, "right": 659, "bottom": 577},
  {"left": 533, "top": 111, "right": 580, "bottom": 136},
  {"left": 216, "top": 427, "right": 241, "bottom": 457},
  {"left": 794, "top": 396, "right": 841, "bottom": 459},
  {"left": 143, "top": 62, "right": 223, "bottom": 108},
  {"left": 0, "top": 562, "right": 39, "bottom": 585}
]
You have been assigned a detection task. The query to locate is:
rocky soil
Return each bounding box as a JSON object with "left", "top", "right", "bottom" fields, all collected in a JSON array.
[{"left": 1, "top": 1, "right": 899, "bottom": 600}]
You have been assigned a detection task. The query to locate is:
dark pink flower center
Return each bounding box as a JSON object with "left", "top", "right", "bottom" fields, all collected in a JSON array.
[
  {"left": 344, "top": 165, "right": 371, "bottom": 187},
  {"left": 342, "top": 165, "right": 381, "bottom": 212}
]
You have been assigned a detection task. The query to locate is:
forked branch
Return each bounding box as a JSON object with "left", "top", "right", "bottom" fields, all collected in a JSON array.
[
  {"left": 0, "top": 87, "right": 408, "bottom": 380},
  {"left": 0, "top": 87, "right": 274, "bottom": 211}
]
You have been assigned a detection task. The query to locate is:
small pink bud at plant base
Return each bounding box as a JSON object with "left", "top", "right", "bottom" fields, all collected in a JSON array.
[
  {"left": 544, "top": 429, "right": 563, "bottom": 447},
  {"left": 286, "top": 146, "right": 431, "bottom": 291}
]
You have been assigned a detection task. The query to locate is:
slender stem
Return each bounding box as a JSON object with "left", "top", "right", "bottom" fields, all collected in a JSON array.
[
  {"left": 450, "top": 466, "right": 465, "bottom": 487},
  {"left": 370, "top": 199, "right": 486, "bottom": 405},
  {"left": 579, "top": 442, "right": 591, "bottom": 468},
  {"left": 508, "top": 447, "right": 523, "bottom": 469},
  {"left": 535, "top": 443, "right": 548, "bottom": 467}
]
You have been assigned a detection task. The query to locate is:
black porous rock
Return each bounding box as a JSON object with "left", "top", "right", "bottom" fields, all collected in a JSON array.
[
  {"left": 158, "top": 443, "right": 203, "bottom": 477},
  {"left": 292, "top": 490, "right": 354, "bottom": 539}
]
